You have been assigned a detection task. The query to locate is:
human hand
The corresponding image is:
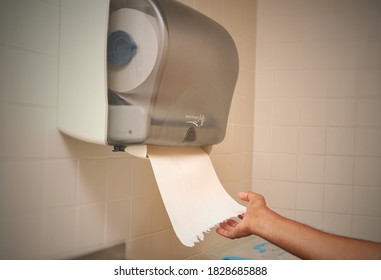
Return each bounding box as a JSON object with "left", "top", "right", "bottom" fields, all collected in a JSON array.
[{"left": 216, "top": 192, "right": 268, "bottom": 239}]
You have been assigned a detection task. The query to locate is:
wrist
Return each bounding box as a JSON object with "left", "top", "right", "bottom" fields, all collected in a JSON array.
[{"left": 251, "top": 207, "right": 281, "bottom": 238}]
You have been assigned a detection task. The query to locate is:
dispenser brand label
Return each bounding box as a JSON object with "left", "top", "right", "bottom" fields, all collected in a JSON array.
[{"left": 185, "top": 114, "right": 205, "bottom": 127}]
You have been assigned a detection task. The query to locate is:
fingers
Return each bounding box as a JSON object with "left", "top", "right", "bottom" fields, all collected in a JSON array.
[
  {"left": 216, "top": 219, "right": 238, "bottom": 239},
  {"left": 219, "top": 219, "right": 238, "bottom": 230}
]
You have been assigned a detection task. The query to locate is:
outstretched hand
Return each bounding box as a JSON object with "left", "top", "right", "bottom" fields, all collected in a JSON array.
[{"left": 216, "top": 192, "right": 268, "bottom": 239}]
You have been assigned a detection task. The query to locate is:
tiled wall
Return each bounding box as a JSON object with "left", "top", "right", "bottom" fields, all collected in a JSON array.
[
  {"left": 0, "top": 0, "right": 256, "bottom": 259},
  {"left": 253, "top": 0, "right": 381, "bottom": 242}
]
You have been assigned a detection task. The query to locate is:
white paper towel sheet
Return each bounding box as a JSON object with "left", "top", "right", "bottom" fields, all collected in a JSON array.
[{"left": 147, "top": 146, "right": 246, "bottom": 247}]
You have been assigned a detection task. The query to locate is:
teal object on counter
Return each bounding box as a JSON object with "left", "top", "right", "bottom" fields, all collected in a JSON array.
[{"left": 222, "top": 256, "right": 253, "bottom": 260}]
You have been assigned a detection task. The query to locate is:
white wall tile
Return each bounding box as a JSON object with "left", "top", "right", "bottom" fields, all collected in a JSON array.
[
  {"left": 131, "top": 196, "right": 152, "bottom": 238},
  {"left": 299, "top": 98, "right": 326, "bottom": 126},
  {"left": 325, "top": 156, "right": 354, "bottom": 185},
  {"left": 273, "top": 70, "right": 300, "bottom": 98},
  {"left": 298, "top": 126, "right": 325, "bottom": 154},
  {"left": 222, "top": 0, "right": 256, "bottom": 41},
  {"left": 209, "top": 154, "right": 224, "bottom": 182},
  {"left": 7, "top": 0, "right": 59, "bottom": 55},
  {"left": 295, "top": 210, "right": 323, "bottom": 230},
  {"left": 1, "top": 161, "right": 43, "bottom": 214},
  {"left": 355, "top": 128, "right": 381, "bottom": 156},
  {"left": 358, "top": 42, "right": 381, "bottom": 69},
  {"left": 44, "top": 119, "right": 80, "bottom": 159},
  {"left": 302, "top": 42, "right": 357, "bottom": 70},
  {"left": 253, "top": 126, "right": 271, "bottom": 152},
  {"left": 268, "top": 180, "right": 296, "bottom": 209},
  {"left": 354, "top": 157, "right": 381, "bottom": 186},
  {"left": 251, "top": 159, "right": 271, "bottom": 184},
  {"left": 43, "top": 208, "right": 76, "bottom": 258},
  {"left": 326, "top": 12, "right": 361, "bottom": 42},
  {"left": 256, "top": 11, "right": 275, "bottom": 44},
  {"left": 300, "top": 0, "right": 333, "bottom": 14},
  {"left": 326, "top": 70, "right": 357, "bottom": 98},
  {"left": 212, "top": 153, "right": 247, "bottom": 184},
  {"left": 255, "top": 71, "right": 273, "bottom": 98},
  {"left": 2, "top": 47, "right": 58, "bottom": 107},
  {"left": 300, "top": 12, "right": 332, "bottom": 42},
  {"left": 125, "top": 235, "right": 152, "bottom": 260},
  {"left": 352, "top": 215, "right": 381, "bottom": 243},
  {"left": 209, "top": 0, "right": 223, "bottom": 24},
  {"left": 270, "top": 154, "right": 297, "bottom": 181},
  {"left": 271, "top": 126, "right": 298, "bottom": 153},
  {"left": 77, "top": 204, "right": 105, "bottom": 250},
  {"left": 0, "top": 105, "right": 53, "bottom": 159},
  {"left": 274, "top": 13, "right": 303, "bottom": 43},
  {"left": 255, "top": 0, "right": 381, "bottom": 246},
  {"left": 151, "top": 194, "right": 171, "bottom": 232},
  {"left": 195, "top": 0, "right": 209, "bottom": 15},
  {"left": 297, "top": 155, "right": 325, "bottom": 183},
  {"left": 330, "top": 42, "right": 359, "bottom": 69},
  {"left": 151, "top": 230, "right": 171, "bottom": 260},
  {"left": 358, "top": 70, "right": 381, "bottom": 98},
  {"left": 254, "top": 99, "right": 272, "bottom": 126},
  {"left": 272, "top": 208, "right": 296, "bottom": 220},
  {"left": 0, "top": 164, "right": 10, "bottom": 217},
  {"left": 324, "top": 184, "right": 353, "bottom": 214},
  {"left": 353, "top": 186, "right": 381, "bottom": 217},
  {"left": 169, "top": 230, "right": 203, "bottom": 259},
  {"left": 79, "top": 159, "right": 107, "bottom": 204},
  {"left": 77, "top": 142, "right": 116, "bottom": 159},
  {"left": 252, "top": 180, "right": 270, "bottom": 198},
  {"left": 106, "top": 199, "right": 130, "bottom": 243},
  {"left": 326, "top": 127, "right": 355, "bottom": 156},
  {"left": 0, "top": 46, "right": 5, "bottom": 96},
  {"left": 0, "top": 1, "right": 6, "bottom": 44},
  {"left": 356, "top": 98, "right": 381, "bottom": 127},
  {"left": 274, "top": 0, "right": 303, "bottom": 15},
  {"left": 43, "top": 160, "right": 77, "bottom": 208},
  {"left": 5, "top": 213, "right": 44, "bottom": 259},
  {"left": 107, "top": 158, "right": 132, "bottom": 201},
  {"left": 323, "top": 213, "right": 352, "bottom": 237},
  {"left": 272, "top": 99, "right": 299, "bottom": 125},
  {"left": 131, "top": 158, "right": 157, "bottom": 197},
  {"left": 299, "top": 71, "right": 328, "bottom": 98},
  {"left": 274, "top": 43, "right": 301, "bottom": 70},
  {"left": 255, "top": 44, "right": 274, "bottom": 70},
  {"left": 301, "top": 42, "right": 331, "bottom": 70},
  {"left": 296, "top": 182, "right": 324, "bottom": 211},
  {"left": 359, "top": 10, "right": 381, "bottom": 40},
  {"left": 327, "top": 99, "right": 356, "bottom": 127}
]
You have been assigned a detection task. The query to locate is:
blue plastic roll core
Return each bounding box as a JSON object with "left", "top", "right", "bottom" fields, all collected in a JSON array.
[{"left": 107, "top": 30, "right": 137, "bottom": 66}]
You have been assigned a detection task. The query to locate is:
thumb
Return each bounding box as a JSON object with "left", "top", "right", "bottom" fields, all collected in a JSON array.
[{"left": 237, "top": 191, "right": 258, "bottom": 202}]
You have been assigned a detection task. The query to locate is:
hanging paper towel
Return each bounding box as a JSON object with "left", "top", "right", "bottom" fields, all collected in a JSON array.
[
  {"left": 108, "top": 8, "right": 159, "bottom": 93},
  {"left": 145, "top": 146, "right": 246, "bottom": 247}
]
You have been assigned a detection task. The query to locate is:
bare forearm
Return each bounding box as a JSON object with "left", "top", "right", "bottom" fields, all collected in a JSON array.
[{"left": 257, "top": 209, "right": 381, "bottom": 260}]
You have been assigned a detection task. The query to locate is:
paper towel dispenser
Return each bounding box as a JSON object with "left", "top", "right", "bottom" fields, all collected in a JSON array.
[{"left": 58, "top": 0, "right": 239, "bottom": 150}]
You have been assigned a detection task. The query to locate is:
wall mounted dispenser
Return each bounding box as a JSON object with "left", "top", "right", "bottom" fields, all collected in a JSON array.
[{"left": 58, "top": 0, "right": 239, "bottom": 151}]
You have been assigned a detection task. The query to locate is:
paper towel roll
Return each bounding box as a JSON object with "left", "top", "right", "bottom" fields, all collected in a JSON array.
[
  {"left": 108, "top": 8, "right": 159, "bottom": 93},
  {"left": 146, "top": 146, "right": 246, "bottom": 247}
]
